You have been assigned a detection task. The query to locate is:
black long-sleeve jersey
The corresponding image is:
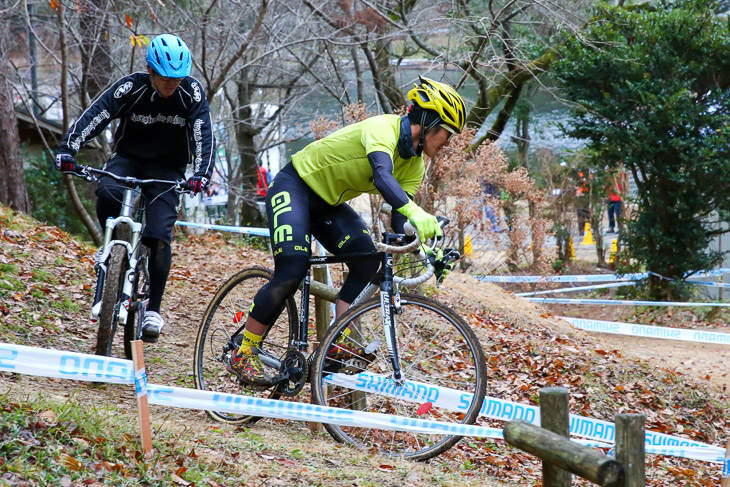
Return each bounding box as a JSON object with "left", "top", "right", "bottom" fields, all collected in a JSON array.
[{"left": 59, "top": 72, "right": 215, "bottom": 179}]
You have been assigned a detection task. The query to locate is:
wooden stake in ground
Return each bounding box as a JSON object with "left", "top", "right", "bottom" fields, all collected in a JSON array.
[
  {"left": 722, "top": 438, "right": 730, "bottom": 487},
  {"left": 310, "top": 265, "right": 330, "bottom": 434},
  {"left": 131, "top": 340, "right": 153, "bottom": 456}
]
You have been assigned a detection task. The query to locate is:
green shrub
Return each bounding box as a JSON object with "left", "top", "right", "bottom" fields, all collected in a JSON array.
[{"left": 24, "top": 154, "right": 96, "bottom": 241}]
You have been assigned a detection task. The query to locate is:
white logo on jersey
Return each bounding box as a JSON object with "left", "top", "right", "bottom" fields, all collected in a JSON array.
[
  {"left": 191, "top": 82, "right": 201, "bottom": 102},
  {"left": 114, "top": 82, "right": 133, "bottom": 98}
]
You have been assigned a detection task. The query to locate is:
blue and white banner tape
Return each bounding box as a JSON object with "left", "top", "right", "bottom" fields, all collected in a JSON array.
[
  {"left": 135, "top": 367, "right": 147, "bottom": 398},
  {"left": 691, "top": 268, "right": 730, "bottom": 277},
  {"left": 323, "top": 372, "right": 722, "bottom": 462},
  {"left": 175, "top": 221, "right": 269, "bottom": 237},
  {"left": 527, "top": 297, "right": 730, "bottom": 307},
  {"left": 562, "top": 316, "right": 730, "bottom": 345},
  {"left": 0, "top": 343, "right": 135, "bottom": 384},
  {"left": 475, "top": 273, "right": 647, "bottom": 283},
  {"left": 516, "top": 282, "right": 636, "bottom": 297},
  {"left": 476, "top": 269, "right": 730, "bottom": 285},
  {"left": 681, "top": 280, "right": 730, "bottom": 289},
  {"left": 607, "top": 445, "right": 724, "bottom": 464},
  {"left": 723, "top": 455, "right": 730, "bottom": 478},
  {"left": 0, "top": 342, "right": 504, "bottom": 439},
  {"left": 146, "top": 384, "right": 505, "bottom": 439},
  {"left": 641, "top": 446, "right": 724, "bottom": 464},
  {"left": 1, "top": 343, "right": 723, "bottom": 463}
]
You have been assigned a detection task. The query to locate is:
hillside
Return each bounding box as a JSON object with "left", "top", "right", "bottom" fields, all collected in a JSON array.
[{"left": 1, "top": 204, "right": 728, "bottom": 486}]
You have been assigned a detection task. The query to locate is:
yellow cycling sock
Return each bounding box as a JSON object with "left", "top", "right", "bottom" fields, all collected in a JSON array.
[{"left": 238, "top": 329, "right": 263, "bottom": 355}]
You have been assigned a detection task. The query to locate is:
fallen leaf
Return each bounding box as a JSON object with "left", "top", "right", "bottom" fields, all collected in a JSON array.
[{"left": 170, "top": 473, "right": 192, "bottom": 486}]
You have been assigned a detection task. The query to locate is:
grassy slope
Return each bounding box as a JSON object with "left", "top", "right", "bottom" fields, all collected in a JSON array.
[{"left": 0, "top": 204, "right": 727, "bottom": 486}]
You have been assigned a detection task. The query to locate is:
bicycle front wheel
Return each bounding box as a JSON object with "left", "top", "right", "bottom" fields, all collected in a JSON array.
[
  {"left": 96, "top": 244, "right": 128, "bottom": 356},
  {"left": 193, "top": 266, "right": 297, "bottom": 424},
  {"left": 124, "top": 245, "right": 149, "bottom": 360},
  {"left": 311, "top": 293, "right": 487, "bottom": 461}
]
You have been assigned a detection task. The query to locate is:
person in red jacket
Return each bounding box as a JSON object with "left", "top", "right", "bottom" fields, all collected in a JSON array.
[
  {"left": 606, "top": 169, "right": 627, "bottom": 233},
  {"left": 256, "top": 160, "right": 269, "bottom": 198}
]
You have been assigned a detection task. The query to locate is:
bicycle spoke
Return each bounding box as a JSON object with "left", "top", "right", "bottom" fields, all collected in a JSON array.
[
  {"left": 193, "top": 267, "right": 298, "bottom": 424},
  {"left": 311, "top": 293, "right": 487, "bottom": 460}
]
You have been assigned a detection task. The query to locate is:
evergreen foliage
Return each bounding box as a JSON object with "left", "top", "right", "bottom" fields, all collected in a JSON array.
[
  {"left": 24, "top": 155, "right": 95, "bottom": 241},
  {"left": 554, "top": 0, "right": 730, "bottom": 298}
]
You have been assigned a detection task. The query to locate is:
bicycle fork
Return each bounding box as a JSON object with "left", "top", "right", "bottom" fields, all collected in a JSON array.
[
  {"left": 381, "top": 255, "right": 405, "bottom": 385},
  {"left": 90, "top": 214, "right": 142, "bottom": 324}
]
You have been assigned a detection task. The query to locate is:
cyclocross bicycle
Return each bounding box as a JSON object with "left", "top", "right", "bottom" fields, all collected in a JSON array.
[
  {"left": 193, "top": 222, "right": 487, "bottom": 460},
  {"left": 72, "top": 165, "right": 189, "bottom": 359}
]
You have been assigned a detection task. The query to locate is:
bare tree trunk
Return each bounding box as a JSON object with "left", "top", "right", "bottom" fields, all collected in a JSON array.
[
  {"left": 0, "top": 22, "right": 30, "bottom": 212},
  {"left": 351, "top": 47, "right": 364, "bottom": 103},
  {"left": 235, "top": 70, "right": 265, "bottom": 227},
  {"left": 57, "top": 4, "right": 102, "bottom": 245},
  {"left": 372, "top": 39, "right": 404, "bottom": 112},
  {"left": 80, "top": 0, "right": 112, "bottom": 106}
]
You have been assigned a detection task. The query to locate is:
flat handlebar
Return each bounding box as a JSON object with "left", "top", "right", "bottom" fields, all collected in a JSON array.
[{"left": 73, "top": 165, "right": 191, "bottom": 193}]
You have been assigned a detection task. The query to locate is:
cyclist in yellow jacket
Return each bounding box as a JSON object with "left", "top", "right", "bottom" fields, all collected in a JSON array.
[{"left": 227, "top": 77, "right": 466, "bottom": 385}]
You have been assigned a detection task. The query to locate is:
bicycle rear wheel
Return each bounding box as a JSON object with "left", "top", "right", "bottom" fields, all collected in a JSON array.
[
  {"left": 96, "top": 244, "right": 128, "bottom": 356},
  {"left": 310, "top": 293, "right": 487, "bottom": 461},
  {"left": 124, "top": 245, "right": 149, "bottom": 360},
  {"left": 193, "top": 266, "right": 297, "bottom": 424}
]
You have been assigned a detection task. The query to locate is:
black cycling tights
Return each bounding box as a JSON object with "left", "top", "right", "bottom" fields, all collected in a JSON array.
[
  {"left": 146, "top": 239, "right": 171, "bottom": 314},
  {"left": 249, "top": 235, "right": 379, "bottom": 327}
]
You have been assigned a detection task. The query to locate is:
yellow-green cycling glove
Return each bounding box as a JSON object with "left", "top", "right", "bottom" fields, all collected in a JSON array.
[{"left": 396, "top": 201, "right": 442, "bottom": 243}]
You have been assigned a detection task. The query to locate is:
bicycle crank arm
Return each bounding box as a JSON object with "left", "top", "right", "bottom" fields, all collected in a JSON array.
[{"left": 272, "top": 350, "right": 308, "bottom": 396}]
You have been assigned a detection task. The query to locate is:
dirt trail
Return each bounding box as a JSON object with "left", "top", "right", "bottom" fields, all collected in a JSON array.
[{"left": 579, "top": 331, "right": 730, "bottom": 391}]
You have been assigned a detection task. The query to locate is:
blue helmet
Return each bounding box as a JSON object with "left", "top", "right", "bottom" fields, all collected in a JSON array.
[{"left": 146, "top": 34, "right": 191, "bottom": 78}]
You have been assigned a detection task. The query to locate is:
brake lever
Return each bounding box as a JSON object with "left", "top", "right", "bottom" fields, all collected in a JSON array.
[{"left": 78, "top": 166, "right": 95, "bottom": 182}]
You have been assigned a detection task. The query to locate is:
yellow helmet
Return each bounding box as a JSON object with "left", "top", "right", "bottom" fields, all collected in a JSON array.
[{"left": 407, "top": 76, "right": 466, "bottom": 133}]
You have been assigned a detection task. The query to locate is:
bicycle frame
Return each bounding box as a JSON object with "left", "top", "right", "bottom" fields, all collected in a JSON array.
[{"left": 254, "top": 230, "right": 413, "bottom": 383}]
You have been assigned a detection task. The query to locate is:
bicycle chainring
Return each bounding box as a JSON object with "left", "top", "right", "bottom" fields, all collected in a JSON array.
[{"left": 274, "top": 349, "right": 308, "bottom": 397}]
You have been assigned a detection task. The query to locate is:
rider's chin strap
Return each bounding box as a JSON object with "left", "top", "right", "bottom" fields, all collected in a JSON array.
[{"left": 416, "top": 111, "right": 442, "bottom": 157}]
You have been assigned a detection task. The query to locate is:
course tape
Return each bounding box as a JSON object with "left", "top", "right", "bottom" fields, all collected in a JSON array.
[
  {"left": 475, "top": 273, "right": 647, "bottom": 283},
  {"left": 562, "top": 316, "right": 730, "bottom": 346},
  {"left": 175, "top": 221, "right": 269, "bottom": 237},
  {"left": 0, "top": 343, "right": 723, "bottom": 463},
  {"left": 724, "top": 456, "right": 730, "bottom": 478},
  {"left": 526, "top": 297, "right": 730, "bottom": 307},
  {"left": 323, "top": 372, "right": 723, "bottom": 463},
  {"left": 516, "top": 282, "right": 635, "bottom": 297},
  {"left": 0, "top": 343, "right": 135, "bottom": 384},
  {"left": 135, "top": 367, "right": 147, "bottom": 398},
  {"left": 146, "top": 384, "right": 505, "bottom": 439},
  {"left": 475, "top": 268, "right": 730, "bottom": 284},
  {"left": 0, "top": 343, "right": 504, "bottom": 438},
  {"left": 682, "top": 280, "right": 730, "bottom": 289}
]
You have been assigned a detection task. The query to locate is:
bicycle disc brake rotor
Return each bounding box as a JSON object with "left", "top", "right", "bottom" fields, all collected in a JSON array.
[{"left": 275, "top": 350, "right": 308, "bottom": 397}]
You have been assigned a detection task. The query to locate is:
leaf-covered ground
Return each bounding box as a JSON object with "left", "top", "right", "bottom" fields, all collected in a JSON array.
[{"left": 1, "top": 204, "right": 728, "bottom": 486}]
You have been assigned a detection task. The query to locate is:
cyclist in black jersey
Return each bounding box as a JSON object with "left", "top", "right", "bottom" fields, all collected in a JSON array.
[
  {"left": 227, "top": 77, "right": 467, "bottom": 385},
  {"left": 55, "top": 34, "right": 216, "bottom": 343}
]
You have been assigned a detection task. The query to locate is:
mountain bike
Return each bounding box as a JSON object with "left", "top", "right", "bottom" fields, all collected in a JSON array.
[
  {"left": 71, "top": 165, "right": 189, "bottom": 359},
  {"left": 193, "top": 222, "right": 487, "bottom": 460}
]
